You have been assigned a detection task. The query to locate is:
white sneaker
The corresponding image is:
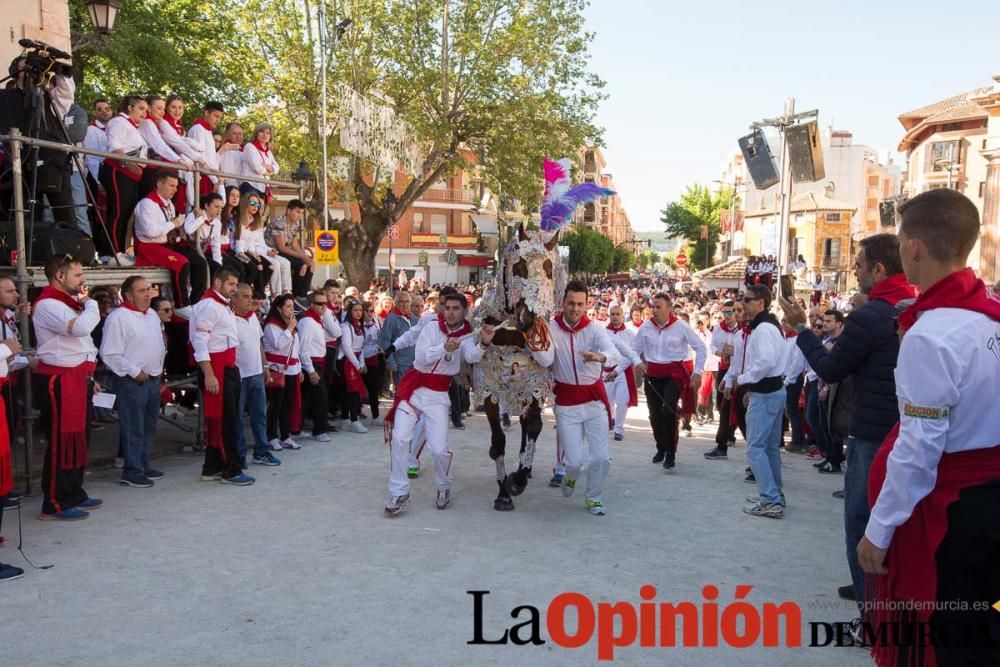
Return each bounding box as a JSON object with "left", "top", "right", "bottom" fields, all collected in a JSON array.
[
  {"left": 340, "top": 419, "right": 352, "bottom": 431},
  {"left": 113, "top": 456, "right": 124, "bottom": 468},
  {"left": 113, "top": 251, "right": 135, "bottom": 266},
  {"left": 281, "top": 437, "right": 302, "bottom": 450},
  {"left": 349, "top": 421, "right": 368, "bottom": 434},
  {"left": 371, "top": 416, "right": 385, "bottom": 427},
  {"left": 312, "top": 433, "right": 332, "bottom": 443},
  {"left": 269, "top": 438, "right": 283, "bottom": 451}
]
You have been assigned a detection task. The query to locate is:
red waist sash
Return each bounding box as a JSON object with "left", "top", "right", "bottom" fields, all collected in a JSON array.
[
  {"left": 384, "top": 369, "right": 452, "bottom": 440},
  {"left": 603, "top": 365, "right": 638, "bottom": 408},
  {"left": 0, "top": 376, "right": 10, "bottom": 495},
  {"left": 203, "top": 348, "right": 236, "bottom": 450},
  {"left": 554, "top": 380, "right": 613, "bottom": 428},
  {"left": 265, "top": 350, "right": 298, "bottom": 373},
  {"left": 867, "top": 425, "right": 1000, "bottom": 667},
  {"left": 35, "top": 360, "right": 96, "bottom": 470}
]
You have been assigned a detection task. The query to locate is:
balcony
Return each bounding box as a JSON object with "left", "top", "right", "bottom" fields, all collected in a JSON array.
[
  {"left": 418, "top": 188, "right": 477, "bottom": 204},
  {"left": 821, "top": 257, "right": 843, "bottom": 269},
  {"left": 408, "top": 232, "right": 480, "bottom": 249}
]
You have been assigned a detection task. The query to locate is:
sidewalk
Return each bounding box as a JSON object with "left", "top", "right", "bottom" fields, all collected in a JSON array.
[{"left": 3, "top": 398, "right": 872, "bottom": 666}]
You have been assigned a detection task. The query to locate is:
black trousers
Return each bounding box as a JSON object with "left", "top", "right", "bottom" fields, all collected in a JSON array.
[
  {"left": 449, "top": 380, "right": 467, "bottom": 426},
  {"left": 324, "top": 347, "right": 341, "bottom": 418},
  {"left": 98, "top": 164, "right": 140, "bottom": 256},
  {"left": 267, "top": 378, "right": 295, "bottom": 441},
  {"left": 646, "top": 376, "right": 681, "bottom": 455},
  {"left": 281, "top": 252, "right": 313, "bottom": 297},
  {"left": 36, "top": 371, "right": 92, "bottom": 514},
  {"left": 362, "top": 360, "right": 381, "bottom": 419},
  {"left": 167, "top": 244, "right": 209, "bottom": 306},
  {"left": 714, "top": 376, "right": 747, "bottom": 450},
  {"left": 303, "top": 360, "right": 329, "bottom": 435},
  {"left": 201, "top": 366, "right": 242, "bottom": 477},
  {"left": 245, "top": 257, "right": 273, "bottom": 295}
]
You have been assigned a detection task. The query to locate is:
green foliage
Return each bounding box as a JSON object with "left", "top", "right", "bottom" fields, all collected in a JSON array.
[
  {"left": 611, "top": 245, "right": 635, "bottom": 272},
  {"left": 563, "top": 226, "right": 613, "bottom": 275},
  {"left": 659, "top": 184, "right": 734, "bottom": 271}
]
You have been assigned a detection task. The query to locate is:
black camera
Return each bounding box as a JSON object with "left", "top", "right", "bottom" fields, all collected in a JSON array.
[{"left": 10, "top": 39, "right": 73, "bottom": 87}]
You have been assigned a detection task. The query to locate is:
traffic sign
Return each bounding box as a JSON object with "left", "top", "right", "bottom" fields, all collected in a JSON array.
[
  {"left": 675, "top": 252, "right": 688, "bottom": 267},
  {"left": 389, "top": 224, "right": 400, "bottom": 241},
  {"left": 676, "top": 266, "right": 690, "bottom": 280},
  {"left": 418, "top": 252, "right": 429, "bottom": 267},
  {"left": 313, "top": 230, "right": 340, "bottom": 265}
]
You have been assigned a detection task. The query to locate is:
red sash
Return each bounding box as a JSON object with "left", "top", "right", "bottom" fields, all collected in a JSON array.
[
  {"left": 35, "top": 360, "right": 96, "bottom": 470},
  {"left": 365, "top": 355, "right": 378, "bottom": 369},
  {"left": 344, "top": 362, "right": 368, "bottom": 400},
  {"left": 554, "top": 380, "right": 613, "bottom": 429},
  {"left": 0, "top": 377, "right": 10, "bottom": 495},
  {"left": 603, "top": 364, "right": 638, "bottom": 408},
  {"left": 384, "top": 369, "right": 452, "bottom": 441},
  {"left": 265, "top": 351, "right": 298, "bottom": 372},
  {"left": 203, "top": 348, "right": 236, "bottom": 450}
]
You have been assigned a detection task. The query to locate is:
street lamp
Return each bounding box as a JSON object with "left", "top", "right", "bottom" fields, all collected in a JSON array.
[
  {"left": 85, "top": 0, "right": 120, "bottom": 35},
  {"left": 293, "top": 159, "right": 317, "bottom": 203}
]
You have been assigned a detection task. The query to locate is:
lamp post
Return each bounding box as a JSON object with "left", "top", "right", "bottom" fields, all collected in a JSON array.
[
  {"left": 85, "top": 0, "right": 120, "bottom": 35},
  {"left": 293, "top": 159, "right": 317, "bottom": 203}
]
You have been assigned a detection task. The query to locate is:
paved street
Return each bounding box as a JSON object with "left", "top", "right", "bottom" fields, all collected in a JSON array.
[{"left": 5, "top": 398, "right": 871, "bottom": 666}]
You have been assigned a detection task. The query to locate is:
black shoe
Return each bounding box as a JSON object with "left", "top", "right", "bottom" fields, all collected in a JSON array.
[
  {"left": 662, "top": 453, "right": 676, "bottom": 470},
  {"left": 119, "top": 475, "right": 154, "bottom": 488},
  {"left": 2, "top": 496, "right": 19, "bottom": 511},
  {"left": 817, "top": 462, "right": 842, "bottom": 474},
  {"left": 704, "top": 448, "right": 728, "bottom": 460},
  {"left": 145, "top": 469, "right": 164, "bottom": 481},
  {"left": 452, "top": 422, "right": 466, "bottom": 430},
  {"left": 0, "top": 562, "right": 24, "bottom": 582},
  {"left": 813, "top": 459, "right": 828, "bottom": 468},
  {"left": 652, "top": 452, "right": 665, "bottom": 464},
  {"left": 744, "top": 472, "right": 756, "bottom": 483},
  {"left": 838, "top": 584, "right": 856, "bottom": 601},
  {"left": 832, "top": 489, "right": 844, "bottom": 499}
]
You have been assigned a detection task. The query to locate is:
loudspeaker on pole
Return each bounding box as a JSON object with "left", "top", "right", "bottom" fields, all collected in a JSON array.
[
  {"left": 738, "top": 129, "right": 780, "bottom": 190},
  {"left": 785, "top": 121, "right": 825, "bottom": 183}
]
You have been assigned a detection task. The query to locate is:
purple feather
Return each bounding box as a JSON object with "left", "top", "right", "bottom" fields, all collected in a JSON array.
[{"left": 541, "top": 183, "right": 616, "bottom": 232}]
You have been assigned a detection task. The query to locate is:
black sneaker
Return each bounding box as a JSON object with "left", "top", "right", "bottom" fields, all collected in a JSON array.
[
  {"left": 0, "top": 562, "right": 24, "bottom": 582},
  {"left": 838, "top": 584, "right": 856, "bottom": 601},
  {"left": 652, "top": 452, "right": 665, "bottom": 464},
  {"left": 704, "top": 448, "right": 728, "bottom": 460},
  {"left": 744, "top": 472, "right": 756, "bottom": 483},
  {"left": 832, "top": 489, "right": 844, "bottom": 499},
  {"left": 813, "top": 459, "right": 828, "bottom": 468},
  {"left": 2, "top": 496, "right": 19, "bottom": 511},
  {"left": 120, "top": 475, "right": 154, "bottom": 488},
  {"left": 452, "top": 422, "right": 466, "bottom": 430},
  {"left": 145, "top": 469, "right": 165, "bottom": 481},
  {"left": 663, "top": 453, "right": 676, "bottom": 470},
  {"left": 817, "top": 462, "right": 842, "bottom": 474}
]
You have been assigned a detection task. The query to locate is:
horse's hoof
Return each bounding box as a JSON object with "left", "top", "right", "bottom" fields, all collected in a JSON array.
[
  {"left": 489, "top": 446, "right": 503, "bottom": 460},
  {"left": 505, "top": 472, "right": 528, "bottom": 497},
  {"left": 525, "top": 468, "right": 533, "bottom": 480},
  {"left": 494, "top": 496, "right": 515, "bottom": 511}
]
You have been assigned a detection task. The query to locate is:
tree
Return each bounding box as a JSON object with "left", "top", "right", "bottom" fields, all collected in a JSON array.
[
  {"left": 244, "top": 0, "right": 605, "bottom": 286},
  {"left": 659, "top": 184, "right": 733, "bottom": 271},
  {"left": 611, "top": 245, "right": 635, "bottom": 272},
  {"left": 563, "top": 226, "right": 613, "bottom": 275}
]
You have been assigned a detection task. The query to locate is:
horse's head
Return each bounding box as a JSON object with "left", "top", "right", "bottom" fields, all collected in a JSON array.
[{"left": 504, "top": 224, "right": 559, "bottom": 332}]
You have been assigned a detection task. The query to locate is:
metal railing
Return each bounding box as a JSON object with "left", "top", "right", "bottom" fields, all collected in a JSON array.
[{"left": 0, "top": 128, "right": 308, "bottom": 490}]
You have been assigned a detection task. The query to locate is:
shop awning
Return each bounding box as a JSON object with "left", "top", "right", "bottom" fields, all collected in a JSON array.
[
  {"left": 471, "top": 214, "right": 499, "bottom": 236},
  {"left": 458, "top": 255, "right": 491, "bottom": 267}
]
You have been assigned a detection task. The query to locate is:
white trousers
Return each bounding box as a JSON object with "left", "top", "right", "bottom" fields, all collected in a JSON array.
[
  {"left": 267, "top": 253, "right": 293, "bottom": 295},
  {"left": 553, "top": 401, "right": 611, "bottom": 502},
  {"left": 389, "top": 387, "right": 452, "bottom": 497},
  {"left": 605, "top": 374, "right": 630, "bottom": 436},
  {"left": 406, "top": 416, "right": 426, "bottom": 469}
]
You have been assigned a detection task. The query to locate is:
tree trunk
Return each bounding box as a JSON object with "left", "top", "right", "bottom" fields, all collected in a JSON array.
[{"left": 337, "top": 211, "right": 389, "bottom": 289}]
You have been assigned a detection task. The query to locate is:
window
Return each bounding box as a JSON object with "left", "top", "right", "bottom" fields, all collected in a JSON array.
[
  {"left": 940, "top": 122, "right": 962, "bottom": 132},
  {"left": 826, "top": 212, "right": 842, "bottom": 222},
  {"left": 866, "top": 198, "right": 878, "bottom": 210},
  {"left": 430, "top": 214, "right": 447, "bottom": 234},
  {"left": 583, "top": 203, "right": 596, "bottom": 223},
  {"left": 584, "top": 151, "right": 596, "bottom": 173},
  {"left": 927, "top": 141, "right": 960, "bottom": 172},
  {"left": 868, "top": 174, "right": 880, "bottom": 187},
  {"left": 412, "top": 213, "right": 424, "bottom": 232},
  {"left": 823, "top": 238, "right": 841, "bottom": 267}
]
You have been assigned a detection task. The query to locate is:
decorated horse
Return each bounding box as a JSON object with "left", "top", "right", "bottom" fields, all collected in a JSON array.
[{"left": 473, "top": 158, "right": 613, "bottom": 511}]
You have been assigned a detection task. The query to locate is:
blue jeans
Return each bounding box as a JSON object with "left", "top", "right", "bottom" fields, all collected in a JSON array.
[
  {"left": 115, "top": 374, "right": 160, "bottom": 479},
  {"left": 784, "top": 375, "right": 805, "bottom": 446},
  {"left": 845, "top": 436, "right": 880, "bottom": 612},
  {"left": 237, "top": 374, "right": 269, "bottom": 458},
  {"left": 746, "top": 389, "right": 785, "bottom": 504},
  {"left": 70, "top": 171, "right": 92, "bottom": 236}
]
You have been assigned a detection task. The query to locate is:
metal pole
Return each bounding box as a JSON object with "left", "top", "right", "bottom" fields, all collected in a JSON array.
[
  {"left": 9, "top": 129, "right": 36, "bottom": 493},
  {"left": 776, "top": 97, "right": 794, "bottom": 278}
]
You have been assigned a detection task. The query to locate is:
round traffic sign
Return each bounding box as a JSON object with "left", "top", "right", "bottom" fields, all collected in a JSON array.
[
  {"left": 389, "top": 224, "right": 400, "bottom": 241},
  {"left": 675, "top": 252, "right": 688, "bottom": 267},
  {"left": 676, "top": 266, "right": 690, "bottom": 279},
  {"left": 316, "top": 231, "right": 337, "bottom": 252}
]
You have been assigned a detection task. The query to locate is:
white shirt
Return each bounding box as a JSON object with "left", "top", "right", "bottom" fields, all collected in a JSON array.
[
  {"left": 866, "top": 308, "right": 1000, "bottom": 549},
  {"left": 0, "top": 308, "right": 28, "bottom": 372},
  {"left": 236, "top": 225, "right": 270, "bottom": 257},
  {"left": 322, "top": 310, "right": 343, "bottom": 345},
  {"left": 134, "top": 195, "right": 177, "bottom": 243},
  {"left": 605, "top": 325, "right": 641, "bottom": 373},
  {"left": 33, "top": 296, "right": 100, "bottom": 367},
  {"left": 784, "top": 339, "right": 807, "bottom": 385},
  {"left": 632, "top": 318, "right": 706, "bottom": 374},
  {"left": 187, "top": 121, "right": 220, "bottom": 180},
  {"left": 219, "top": 147, "right": 244, "bottom": 188},
  {"left": 0, "top": 343, "right": 12, "bottom": 379},
  {"left": 183, "top": 212, "right": 222, "bottom": 263},
  {"left": 262, "top": 322, "right": 300, "bottom": 375},
  {"left": 189, "top": 292, "right": 239, "bottom": 363},
  {"left": 297, "top": 314, "right": 327, "bottom": 373},
  {"left": 234, "top": 312, "right": 264, "bottom": 378},
  {"left": 723, "top": 327, "right": 750, "bottom": 389},
  {"left": 697, "top": 328, "right": 720, "bottom": 373},
  {"left": 339, "top": 322, "right": 367, "bottom": 370},
  {"left": 105, "top": 113, "right": 147, "bottom": 158},
  {"left": 711, "top": 323, "right": 739, "bottom": 364},
  {"left": 99, "top": 305, "right": 165, "bottom": 378},
  {"left": 411, "top": 319, "right": 485, "bottom": 377},
  {"left": 362, "top": 321, "right": 381, "bottom": 359},
  {"left": 241, "top": 143, "right": 279, "bottom": 190},
  {"left": 156, "top": 118, "right": 202, "bottom": 162},
  {"left": 393, "top": 311, "right": 437, "bottom": 350},
  {"left": 138, "top": 118, "right": 186, "bottom": 165},
  {"left": 544, "top": 318, "right": 617, "bottom": 386},
  {"left": 83, "top": 121, "right": 107, "bottom": 178},
  {"left": 736, "top": 317, "right": 787, "bottom": 388}
]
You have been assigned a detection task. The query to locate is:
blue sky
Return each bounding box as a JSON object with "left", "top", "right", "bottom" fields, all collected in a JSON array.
[{"left": 582, "top": 0, "right": 1000, "bottom": 230}]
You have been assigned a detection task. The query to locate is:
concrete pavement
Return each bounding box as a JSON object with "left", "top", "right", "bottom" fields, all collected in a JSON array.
[{"left": 2, "top": 398, "right": 872, "bottom": 666}]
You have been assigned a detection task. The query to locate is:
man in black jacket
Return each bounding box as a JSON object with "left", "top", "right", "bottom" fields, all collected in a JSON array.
[{"left": 779, "top": 233, "right": 915, "bottom": 616}]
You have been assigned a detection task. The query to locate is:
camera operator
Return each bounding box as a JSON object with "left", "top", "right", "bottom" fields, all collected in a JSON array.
[{"left": 0, "top": 43, "right": 78, "bottom": 229}]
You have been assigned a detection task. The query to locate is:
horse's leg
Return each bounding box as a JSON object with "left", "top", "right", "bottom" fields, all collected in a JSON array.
[
  {"left": 486, "top": 399, "right": 513, "bottom": 511},
  {"left": 505, "top": 399, "right": 543, "bottom": 497}
]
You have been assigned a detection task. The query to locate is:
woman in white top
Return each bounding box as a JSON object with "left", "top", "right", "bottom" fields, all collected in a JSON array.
[
  {"left": 262, "top": 294, "right": 303, "bottom": 450},
  {"left": 98, "top": 95, "right": 148, "bottom": 258},
  {"left": 338, "top": 300, "right": 368, "bottom": 431},
  {"left": 232, "top": 189, "right": 278, "bottom": 295},
  {"left": 140, "top": 95, "right": 197, "bottom": 214},
  {"left": 361, "top": 302, "right": 383, "bottom": 425},
  {"left": 240, "top": 123, "right": 280, "bottom": 200}
]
